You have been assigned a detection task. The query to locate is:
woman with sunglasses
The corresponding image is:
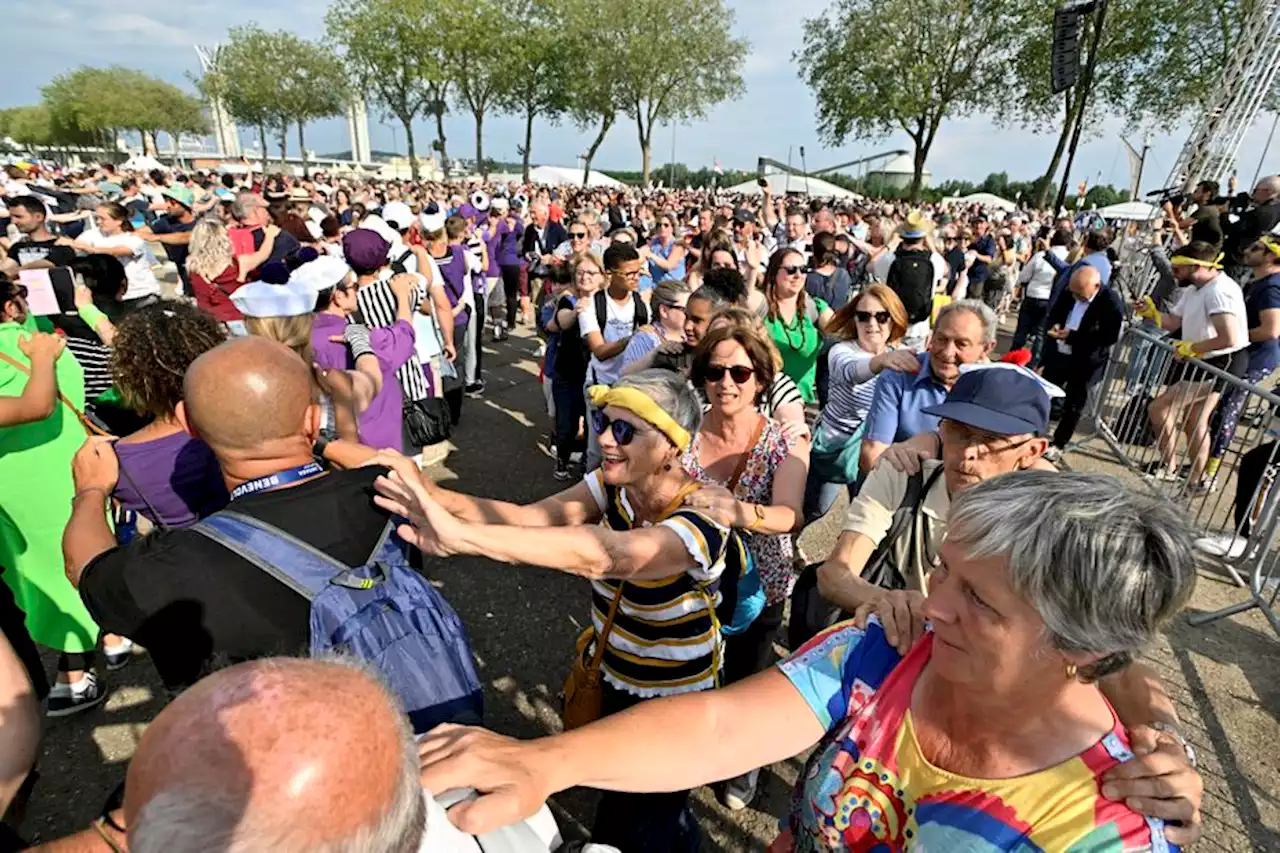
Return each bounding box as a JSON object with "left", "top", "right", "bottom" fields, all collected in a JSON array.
[
  {"left": 763, "top": 248, "right": 833, "bottom": 405},
  {"left": 681, "top": 321, "right": 809, "bottom": 810},
  {"left": 804, "top": 285, "right": 920, "bottom": 523},
  {"left": 371, "top": 369, "right": 751, "bottom": 852},
  {"left": 638, "top": 214, "right": 687, "bottom": 293},
  {"left": 619, "top": 280, "right": 691, "bottom": 377},
  {"left": 547, "top": 252, "right": 604, "bottom": 480}
]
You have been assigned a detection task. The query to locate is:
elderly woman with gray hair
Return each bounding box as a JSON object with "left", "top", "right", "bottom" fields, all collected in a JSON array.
[
  {"left": 371, "top": 368, "right": 752, "bottom": 852},
  {"left": 411, "top": 471, "right": 1198, "bottom": 852}
]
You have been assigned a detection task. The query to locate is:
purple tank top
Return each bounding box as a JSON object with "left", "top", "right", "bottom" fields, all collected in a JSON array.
[{"left": 113, "top": 431, "right": 229, "bottom": 528}]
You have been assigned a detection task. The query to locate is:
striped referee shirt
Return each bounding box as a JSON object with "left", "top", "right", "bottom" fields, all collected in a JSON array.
[
  {"left": 584, "top": 470, "right": 749, "bottom": 697},
  {"left": 64, "top": 335, "right": 112, "bottom": 403},
  {"left": 356, "top": 274, "right": 428, "bottom": 402}
]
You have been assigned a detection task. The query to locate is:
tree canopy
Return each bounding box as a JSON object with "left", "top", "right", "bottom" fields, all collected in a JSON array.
[{"left": 41, "top": 67, "right": 207, "bottom": 154}]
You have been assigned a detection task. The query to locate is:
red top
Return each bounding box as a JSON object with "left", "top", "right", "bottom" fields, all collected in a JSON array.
[{"left": 192, "top": 264, "right": 245, "bottom": 322}]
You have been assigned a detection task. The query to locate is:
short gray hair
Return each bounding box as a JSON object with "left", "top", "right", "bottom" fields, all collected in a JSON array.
[
  {"left": 129, "top": 657, "right": 426, "bottom": 853},
  {"left": 612, "top": 369, "right": 703, "bottom": 442},
  {"left": 936, "top": 299, "right": 998, "bottom": 346},
  {"left": 945, "top": 471, "right": 1198, "bottom": 681}
]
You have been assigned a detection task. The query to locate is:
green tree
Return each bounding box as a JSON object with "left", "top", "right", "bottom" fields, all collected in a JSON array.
[
  {"left": 196, "top": 26, "right": 290, "bottom": 171},
  {"left": 326, "top": 0, "right": 448, "bottom": 181},
  {"left": 44, "top": 67, "right": 206, "bottom": 158},
  {"left": 562, "top": 0, "right": 627, "bottom": 184},
  {"left": 501, "top": 0, "right": 571, "bottom": 182},
  {"left": 608, "top": 0, "right": 746, "bottom": 186},
  {"left": 275, "top": 33, "right": 348, "bottom": 176},
  {"left": 798, "top": 0, "right": 1023, "bottom": 201},
  {"left": 444, "top": 0, "right": 515, "bottom": 178},
  {"left": 1007, "top": 0, "right": 1230, "bottom": 206}
]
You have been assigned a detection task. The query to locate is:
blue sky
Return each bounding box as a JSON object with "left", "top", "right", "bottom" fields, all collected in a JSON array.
[{"left": 6, "top": 0, "right": 1280, "bottom": 194}]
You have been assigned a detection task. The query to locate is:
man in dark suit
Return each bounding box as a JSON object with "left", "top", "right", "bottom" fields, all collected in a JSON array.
[
  {"left": 520, "top": 201, "right": 569, "bottom": 325},
  {"left": 1040, "top": 265, "right": 1124, "bottom": 457}
]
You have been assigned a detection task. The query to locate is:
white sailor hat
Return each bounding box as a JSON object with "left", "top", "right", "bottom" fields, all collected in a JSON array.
[
  {"left": 230, "top": 280, "right": 319, "bottom": 318},
  {"left": 290, "top": 255, "right": 352, "bottom": 295}
]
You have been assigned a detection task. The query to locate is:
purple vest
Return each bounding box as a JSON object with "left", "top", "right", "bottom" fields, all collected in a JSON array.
[{"left": 434, "top": 245, "right": 470, "bottom": 327}]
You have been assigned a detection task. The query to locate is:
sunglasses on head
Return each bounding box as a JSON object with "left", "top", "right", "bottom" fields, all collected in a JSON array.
[
  {"left": 782, "top": 264, "right": 805, "bottom": 275},
  {"left": 591, "top": 409, "right": 643, "bottom": 445},
  {"left": 855, "top": 310, "right": 891, "bottom": 324},
  {"left": 704, "top": 364, "right": 755, "bottom": 384}
]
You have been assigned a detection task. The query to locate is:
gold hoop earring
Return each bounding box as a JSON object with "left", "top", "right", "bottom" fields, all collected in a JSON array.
[{"left": 1065, "top": 662, "right": 1078, "bottom": 681}]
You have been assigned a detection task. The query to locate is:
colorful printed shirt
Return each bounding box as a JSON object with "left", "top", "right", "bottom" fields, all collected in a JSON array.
[{"left": 777, "top": 620, "right": 1176, "bottom": 852}]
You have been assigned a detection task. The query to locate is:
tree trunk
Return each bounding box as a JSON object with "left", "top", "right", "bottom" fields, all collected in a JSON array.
[
  {"left": 637, "top": 116, "right": 652, "bottom": 187},
  {"left": 1036, "top": 89, "right": 1081, "bottom": 208},
  {"left": 911, "top": 141, "right": 928, "bottom": 202},
  {"left": 474, "top": 110, "right": 487, "bottom": 179},
  {"left": 297, "top": 122, "right": 309, "bottom": 178},
  {"left": 434, "top": 104, "right": 448, "bottom": 169},
  {"left": 402, "top": 117, "right": 420, "bottom": 181},
  {"left": 583, "top": 113, "right": 614, "bottom": 185},
  {"left": 278, "top": 124, "right": 289, "bottom": 170},
  {"left": 259, "top": 123, "right": 269, "bottom": 174},
  {"left": 522, "top": 106, "right": 535, "bottom": 184}
]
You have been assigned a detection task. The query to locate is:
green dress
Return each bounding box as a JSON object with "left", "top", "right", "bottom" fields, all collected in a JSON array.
[
  {"left": 0, "top": 320, "right": 100, "bottom": 654},
  {"left": 764, "top": 297, "right": 828, "bottom": 404}
]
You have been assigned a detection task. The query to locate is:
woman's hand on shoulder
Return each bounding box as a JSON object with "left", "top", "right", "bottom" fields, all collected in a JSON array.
[
  {"left": 683, "top": 484, "right": 741, "bottom": 528},
  {"left": 872, "top": 348, "right": 922, "bottom": 375},
  {"left": 878, "top": 431, "right": 940, "bottom": 475}
]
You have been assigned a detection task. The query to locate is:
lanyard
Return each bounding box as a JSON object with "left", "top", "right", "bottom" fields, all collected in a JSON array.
[{"left": 229, "top": 462, "right": 326, "bottom": 501}]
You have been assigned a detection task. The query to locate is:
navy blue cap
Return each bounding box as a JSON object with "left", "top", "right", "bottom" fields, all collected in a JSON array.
[{"left": 922, "top": 365, "right": 1050, "bottom": 436}]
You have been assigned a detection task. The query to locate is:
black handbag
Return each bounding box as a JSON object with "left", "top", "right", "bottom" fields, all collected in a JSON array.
[{"left": 403, "top": 397, "right": 452, "bottom": 448}]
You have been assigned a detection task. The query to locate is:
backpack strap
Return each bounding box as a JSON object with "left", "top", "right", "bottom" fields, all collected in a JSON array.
[
  {"left": 593, "top": 289, "right": 608, "bottom": 334},
  {"left": 190, "top": 510, "right": 356, "bottom": 601},
  {"left": 632, "top": 292, "right": 649, "bottom": 328}
]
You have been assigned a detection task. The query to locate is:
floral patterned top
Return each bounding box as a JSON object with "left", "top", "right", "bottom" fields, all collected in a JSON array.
[{"left": 682, "top": 416, "right": 798, "bottom": 605}]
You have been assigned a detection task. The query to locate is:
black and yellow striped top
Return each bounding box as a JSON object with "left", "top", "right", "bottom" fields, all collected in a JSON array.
[{"left": 584, "top": 470, "right": 749, "bottom": 697}]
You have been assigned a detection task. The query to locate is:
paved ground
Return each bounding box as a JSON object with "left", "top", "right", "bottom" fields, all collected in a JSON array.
[{"left": 18, "top": 323, "right": 1280, "bottom": 850}]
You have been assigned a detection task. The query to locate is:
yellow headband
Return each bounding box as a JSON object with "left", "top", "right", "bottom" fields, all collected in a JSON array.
[
  {"left": 1170, "top": 252, "right": 1224, "bottom": 270},
  {"left": 588, "top": 385, "right": 691, "bottom": 451},
  {"left": 1260, "top": 236, "right": 1280, "bottom": 258}
]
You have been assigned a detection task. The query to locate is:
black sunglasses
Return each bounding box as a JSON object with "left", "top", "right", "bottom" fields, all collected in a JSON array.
[
  {"left": 705, "top": 364, "right": 755, "bottom": 384},
  {"left": 570, "top": 231, "right": 588, "bottom": 238},
  {"left": 591, "top": 409, "right": 643, "bottom": 445},
  {"left": 855, "top": 310, "right": 891, "bottom": 324},
  {"left": 782, "top": 264, "right": 805, "bottom": 276}
]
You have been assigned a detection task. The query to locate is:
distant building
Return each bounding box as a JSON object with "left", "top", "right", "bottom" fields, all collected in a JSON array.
[{"left": 865, "top": 152, "right": 931, "bottom": 192}]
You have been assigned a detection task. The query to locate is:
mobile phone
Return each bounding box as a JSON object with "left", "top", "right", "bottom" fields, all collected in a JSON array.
[{"left": 757, "top": 178, "right": 768, "bottom": 188}]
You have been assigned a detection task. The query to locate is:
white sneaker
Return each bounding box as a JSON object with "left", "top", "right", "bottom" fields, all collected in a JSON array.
[
  {"left": 722, "top": 768, "right": 759, "bottom": 811},
  {"left": 1043, "top": 446, "right": 1063, "bottom": 463},
  {"left": 47, "top": 671, "right": 107, "bottom": 717},
  {"left": 1194, "top": 533, "right": 1250, "bottom": 559}
]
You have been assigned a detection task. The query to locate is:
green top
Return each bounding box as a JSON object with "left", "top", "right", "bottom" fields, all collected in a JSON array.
[{"left": 763, "top": 297, "right": 828, "bottom": 404}]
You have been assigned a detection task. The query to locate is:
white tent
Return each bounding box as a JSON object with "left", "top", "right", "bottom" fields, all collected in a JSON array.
[
  {"left": 527, "top": 165, "right": 624, "bottom": 188},
  {"left": 1097, "top": 200, "right": 1160, "bottom": 221},
  {"left": 120, "top": 154, "right": 168, "bottom": 172},
  {"left": 723, "top": 172, "right": 858, "bottom": 199},
  {"left": 943, "top": 192, "right": 1016, "bottom": 212}
]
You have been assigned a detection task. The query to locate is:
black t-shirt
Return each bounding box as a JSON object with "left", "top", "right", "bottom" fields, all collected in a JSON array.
[
  {"left": 79, "top": 467, "right": 393, "bottom": 689},
  {"left": 151, "top": 214, "right": 196, "bottom": 282},
  {"left": 1191, "top": 206, "right": 1224, "bottom": 247},
  {"left": 7, "top": 237, "right": 75, "bottom": 269},
  {"left": 252, "top": 226, "right": 301, "bottom": 262},
  {"left": 552, "top": 294, "right": 589, "bottom": 384}
]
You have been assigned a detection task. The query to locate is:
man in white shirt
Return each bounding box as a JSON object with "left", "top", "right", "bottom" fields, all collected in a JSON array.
[
  {"left": 1135, "top": 241, "right": 1249, "bottom": 488},
  {"left": 1011, "top": 228, "right": 1071, "bottom": 353}
]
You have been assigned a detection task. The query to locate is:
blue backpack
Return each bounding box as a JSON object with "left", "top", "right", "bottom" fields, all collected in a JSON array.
[{"left": 192, "top": 511, "right": 483, "bottom": 734}]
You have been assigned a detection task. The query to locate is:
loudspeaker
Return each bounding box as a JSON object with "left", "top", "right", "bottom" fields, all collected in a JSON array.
[{"left": 1051, "top": 8, "right": 1083, "bottom": 94}]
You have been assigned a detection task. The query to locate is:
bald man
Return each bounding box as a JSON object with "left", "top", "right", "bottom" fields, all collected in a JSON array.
[
  {"left": 1224, "top": 174, "right": 1280, "bottom": 276},
  {"left": 63, "top": 337, "right": 399, "bottom": 690},
  {"left": 32, "top": 658, "right": 426, "bottom": 852},
  {"left": 1040, "top": 264, "right": 1124, "bottom": 456}
]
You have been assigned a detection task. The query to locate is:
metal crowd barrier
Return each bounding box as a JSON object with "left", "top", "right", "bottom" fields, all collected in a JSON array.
[{"left": 1088, "top": 323, "right": 1280, "bottom": 635}]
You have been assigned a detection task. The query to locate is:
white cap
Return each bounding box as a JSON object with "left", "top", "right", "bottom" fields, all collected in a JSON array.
[
  {"left": 490, "top": 196, "right": 509, "bottom": 212},
  {"left": 230, "top": 280, "right": 318, "bottom": 318},
  {"left": 361, "top": 214, "right": 401, "bottom": 246},
  {"left": 420, "top": 211, "right": 446, "bottom": 233},
  {"left": 381, "top": 201, "right": 414, "bottom": 231},
  {"left": 290, "top": 255, "right": 351, "bottom": 295}
]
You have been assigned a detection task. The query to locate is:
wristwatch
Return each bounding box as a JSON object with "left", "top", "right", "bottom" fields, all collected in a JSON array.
[
  {"left": 312, "top": 434, "right": 331, "bottom": 462},
  {"left": 1149, "top": 721, "right": 1198, "bottom": 769}
]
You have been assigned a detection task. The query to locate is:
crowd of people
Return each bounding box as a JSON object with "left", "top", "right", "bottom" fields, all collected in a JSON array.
[{"left": 4, "top": 153, "right": 1276, "bottom": 850}]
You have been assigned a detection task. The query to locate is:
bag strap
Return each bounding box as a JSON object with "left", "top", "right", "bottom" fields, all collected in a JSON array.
[
  {"left": 0, "top": 349, "right": 107, "bottom": 437},
  {"left": 726, "top": 415, "right": 767, "bottom": 494},
  {"left": 190, "top": 510, "right": 354, "bottom": 601}
]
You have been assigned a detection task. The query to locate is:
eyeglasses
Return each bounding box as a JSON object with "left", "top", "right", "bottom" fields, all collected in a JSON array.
[
  {"left": 576, "top": 267, "right": 603, "bottom": 279},
  {"left": 941, "top": 420, "right": 1036, "bottom": 456},
  {"left": 855, "top": 310, "right": 891, "bottom": 324},
  {"left": 615, "top": 268, "right": 642, "bottom": 280},
  {"left": 781, "top": 264, "right": 805, "bottom": 276},
  {"left": 659, "top": 221, "right": 673, "bottom": 228},
  {"left": 570, "top": 231, "right": 588, "bottom": 239},
  {"left": 704, "top": 364, "right": 755, "bottom": 384},
  {"left": 591, "top": 409, "right": 645, "bottom": 445}
]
